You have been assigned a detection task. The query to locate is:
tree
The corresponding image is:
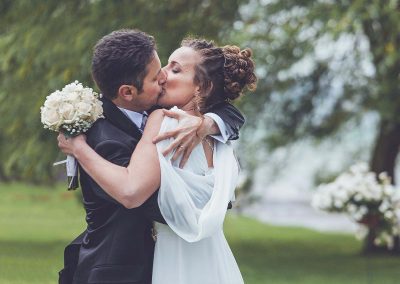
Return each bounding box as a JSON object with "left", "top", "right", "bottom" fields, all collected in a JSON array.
[
  {"left": 231, "top": 0, "right": 400, "bottom": 253},
  {"left": 0, "top": 0, "right": 244, "bottom": 183}
]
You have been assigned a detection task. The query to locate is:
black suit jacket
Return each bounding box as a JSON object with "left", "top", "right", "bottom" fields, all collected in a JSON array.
[{"left": 59, "top": 98, "right": 244, "bottom": 284}]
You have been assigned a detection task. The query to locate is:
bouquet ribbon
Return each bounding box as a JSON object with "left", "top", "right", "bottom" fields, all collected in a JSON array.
[{"left": 53, "top": 155, "right": 79, "bottom": 190}]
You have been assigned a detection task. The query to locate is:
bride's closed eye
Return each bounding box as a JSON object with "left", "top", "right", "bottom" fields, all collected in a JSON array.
[{"left": 166, "top": 61, "right": 182, "bottom": 74}]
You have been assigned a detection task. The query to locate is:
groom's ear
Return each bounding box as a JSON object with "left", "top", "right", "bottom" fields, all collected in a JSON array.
[{"left": 118, "top": 85, "right": 138, "bottom": 101}]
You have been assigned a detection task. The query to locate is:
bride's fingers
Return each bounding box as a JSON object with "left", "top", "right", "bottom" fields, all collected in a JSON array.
[
  {"left": 161, "top": 134, "right": 184, "bottom": 156},
  {"left": 57, "top": 140, "right": 68, "bottom": 153},
  {"left": 179, "top": 142, "right": 196, "bottom": 168},
  {"left": 171, "top": 144, "right": 185, "bottom": 162},
  {"left": 179, "top": 149, "right": 188, "bottom": 168},
  {"left": 153, "top": 129, "right": 178, "bottom": 144},
  {"left": 57, "top": 133, "right": 66, "bottom": 145}
]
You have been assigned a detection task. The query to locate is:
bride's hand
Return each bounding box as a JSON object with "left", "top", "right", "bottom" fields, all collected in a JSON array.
[
  {"left": 152, "top": 109, "right": 202, "bottom": 168},
  {"left": 57, "top": 133, "right": 87, "bottom": 157}
]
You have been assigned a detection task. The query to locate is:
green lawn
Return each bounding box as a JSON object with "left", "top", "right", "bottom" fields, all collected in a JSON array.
[{"left": 1, "top": 183, "right": 400, "bottom": 284}]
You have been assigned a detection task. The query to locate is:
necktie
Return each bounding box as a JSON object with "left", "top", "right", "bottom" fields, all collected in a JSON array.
[{"left": 140, "top": 112, "right": 148, "bottom": 132}]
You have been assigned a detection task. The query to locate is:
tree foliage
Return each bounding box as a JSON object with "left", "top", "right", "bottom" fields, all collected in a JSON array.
[
  {"left": 232, "top": 0, "right": 400, "bottom": 177},
  {"left": 0, "top": 0, "right": 244, "bottom": 183}
]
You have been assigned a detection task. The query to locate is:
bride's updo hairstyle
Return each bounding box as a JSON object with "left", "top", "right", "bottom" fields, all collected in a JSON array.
[{"left": 181, "top": 38, "right": 257, "bottom": 113}]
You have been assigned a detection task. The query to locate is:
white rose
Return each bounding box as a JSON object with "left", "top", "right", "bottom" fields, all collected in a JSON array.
[
  {"left": 59, "top": 103, "right": 75, "bottom": 122},
  {"left": 81, "top": 91, "right": 95, "bottom": 103},
  {"left": 63, "top": 81, "right": 83, "bottom": 94},
  {"left": 91, "top": 101, "right": 103, "bottom": 120},
  {"left": 65, "top": 91, "right": 80, "bottom": 103},
  {"left": 41, "top": 107, "right": 61, "bottom": 128},
  {"left": 44, "top": 93, "right": 63, "bottom": 108},
  {"left": 76, "top": 102, "right": 92, "bottom": 117}
]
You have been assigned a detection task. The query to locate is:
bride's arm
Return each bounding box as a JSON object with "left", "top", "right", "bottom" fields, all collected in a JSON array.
[{"left": 58, "top": 109, "right": 165, "bottom": 209}]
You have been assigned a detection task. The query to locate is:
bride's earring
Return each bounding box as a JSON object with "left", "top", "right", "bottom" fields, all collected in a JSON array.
[{"left": 194, "top": 92, "right": 201, "bottom": 112}]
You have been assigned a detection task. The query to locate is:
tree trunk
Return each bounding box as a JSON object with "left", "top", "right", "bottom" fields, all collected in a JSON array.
[
  {"left": 367, "top": 120, "right": 400, "bottom": 254},
  {"left": 370, "top": 121, "right": 400, "bottom": 181}
]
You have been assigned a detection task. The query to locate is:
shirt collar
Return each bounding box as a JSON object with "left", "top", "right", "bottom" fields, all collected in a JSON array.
[{"left": 117, "top": 107, "right": 147, "bottom": 130}]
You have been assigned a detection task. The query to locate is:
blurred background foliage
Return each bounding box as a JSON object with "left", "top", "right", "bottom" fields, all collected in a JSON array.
[
  {"left": 0, "top": 0, "right": 244, "bottom": 183},
  {"left": 233, "top": 0, "right": 400, "bottom": 182},
  {"left": 1, "top": 0, "right": 399, "bottom": 187}
]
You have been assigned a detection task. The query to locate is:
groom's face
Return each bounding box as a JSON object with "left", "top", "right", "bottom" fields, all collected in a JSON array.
[{"left": 131, "top": 51, "right": 166, "bottom": 111}]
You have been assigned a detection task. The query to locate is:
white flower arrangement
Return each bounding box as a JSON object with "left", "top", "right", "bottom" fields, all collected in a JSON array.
[
  {"left": 40, "top": 81, "right": 104, "bottom": 189},
  {"left": 41, "top": 80, "right": 104, "bottom": 136},
  {"left": 312, "top": 162, "right": 400, "bottom": 249}
]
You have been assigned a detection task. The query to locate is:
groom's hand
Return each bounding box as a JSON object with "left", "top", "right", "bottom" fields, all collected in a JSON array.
[{"left": 152, "top": 109, "right": 203, "bottom": 168}]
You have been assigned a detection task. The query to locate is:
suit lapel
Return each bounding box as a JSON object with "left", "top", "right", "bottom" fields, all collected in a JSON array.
[{"left": 101, "top": 98, "right": 143, "bottom": 139}]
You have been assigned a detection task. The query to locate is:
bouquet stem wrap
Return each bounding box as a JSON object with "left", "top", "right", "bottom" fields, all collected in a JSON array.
[{"left": 66, "top": 155, "right": 78, "bottom": 190}]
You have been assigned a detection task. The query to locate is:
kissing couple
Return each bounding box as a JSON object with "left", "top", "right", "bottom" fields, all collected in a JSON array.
[{"left": 57, "top": 29, "right": 257, "bottom": 284}]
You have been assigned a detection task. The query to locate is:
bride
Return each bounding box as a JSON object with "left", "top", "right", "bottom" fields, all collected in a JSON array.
[{"left": 58, "top": 38, "right": 257, "bottom": 284}]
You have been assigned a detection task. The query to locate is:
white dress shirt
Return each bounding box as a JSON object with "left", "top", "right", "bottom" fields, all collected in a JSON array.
[
  {"left": 204, "top": 113, "right": 229, "bottom": 143},
  {"left": 118, "top": 107, "right": 147, "bottom": 131}
]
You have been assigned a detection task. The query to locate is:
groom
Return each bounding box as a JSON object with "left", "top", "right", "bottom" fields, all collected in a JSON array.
[{"left": 58, "top": 29, "right": 244, "bottom": 284}]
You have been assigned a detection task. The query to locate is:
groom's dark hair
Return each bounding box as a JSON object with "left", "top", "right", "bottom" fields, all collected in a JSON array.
[{"left": 91, "top": 29, "right": 156, "bottom": 99}]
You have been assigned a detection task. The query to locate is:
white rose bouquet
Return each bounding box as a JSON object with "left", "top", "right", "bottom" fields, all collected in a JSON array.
[
  {"left": 312, "top": 163, "right": 400, "bottom": 249},
  {"left": 41, "top": 81, "right": 104, "bottom": 189}
]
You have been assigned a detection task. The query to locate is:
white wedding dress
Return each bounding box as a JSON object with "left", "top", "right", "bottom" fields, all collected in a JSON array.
[{"left": 152, "top": 108, "right": 244, "bottom": 284}]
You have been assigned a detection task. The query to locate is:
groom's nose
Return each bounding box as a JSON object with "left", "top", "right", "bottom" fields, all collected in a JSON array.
[{"left": 158, "top": 69, "right": 167, "bottom": 85}]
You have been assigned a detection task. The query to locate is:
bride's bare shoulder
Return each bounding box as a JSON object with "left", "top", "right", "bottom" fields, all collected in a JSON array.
[{"left": 148, "top": 108, "right": 165, "bottom": 121}]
